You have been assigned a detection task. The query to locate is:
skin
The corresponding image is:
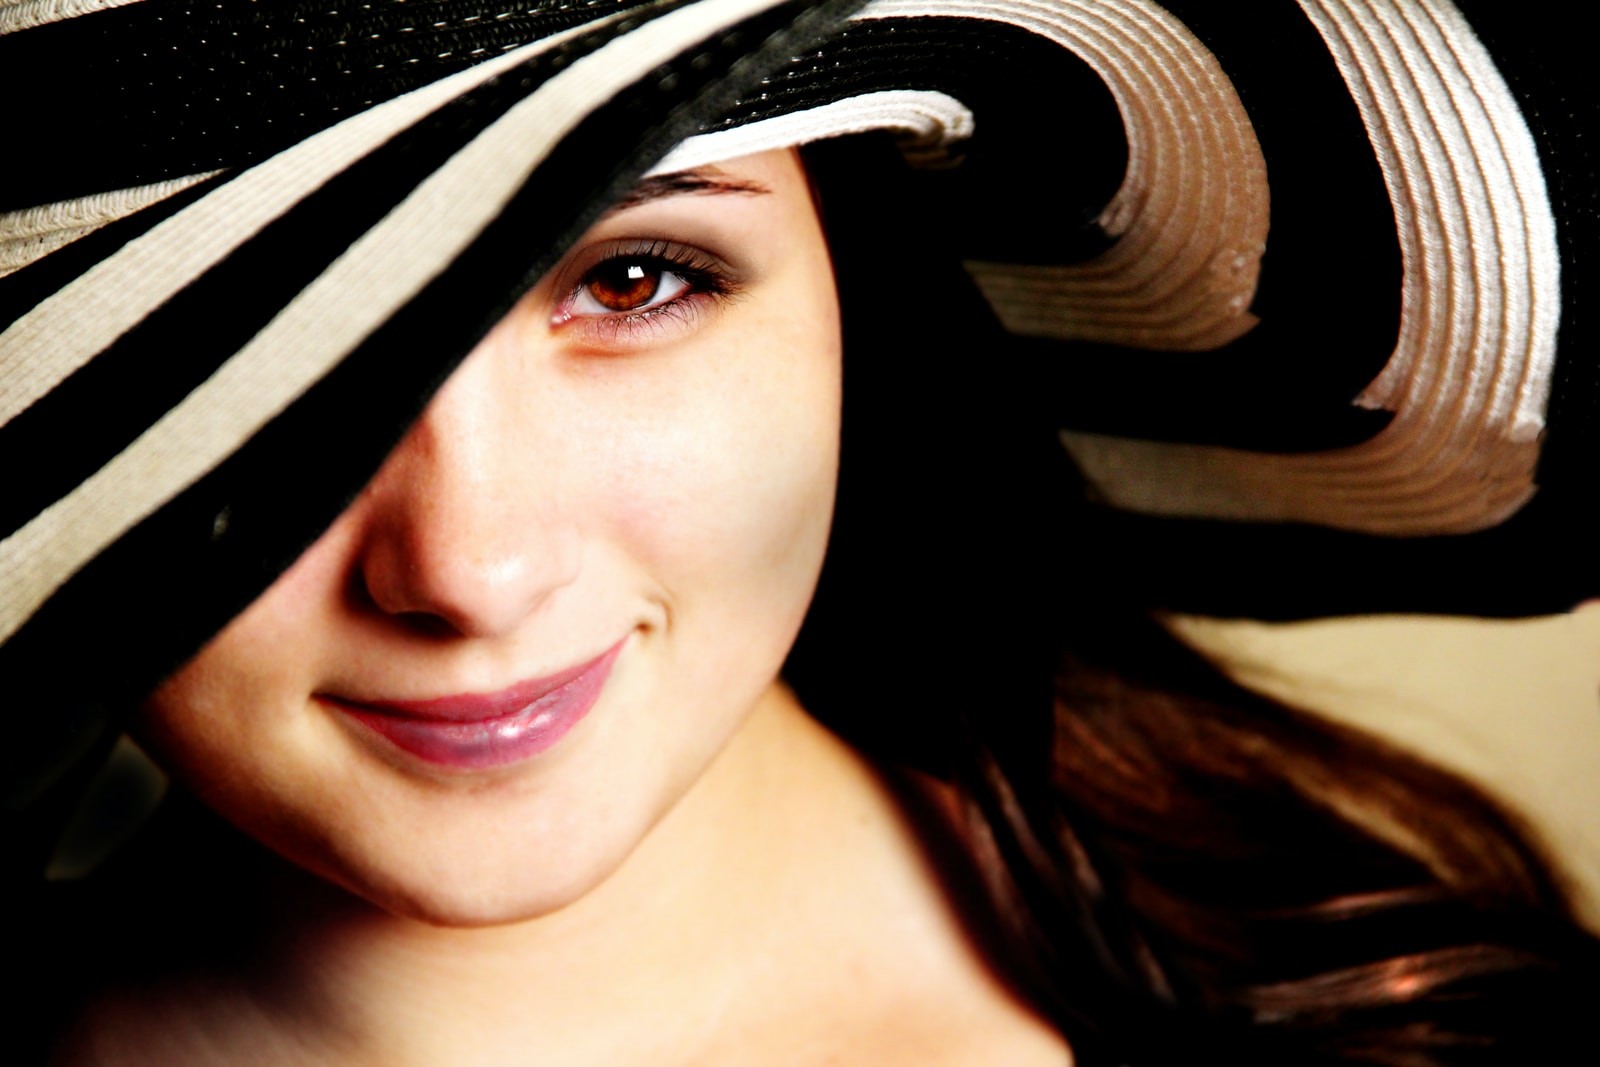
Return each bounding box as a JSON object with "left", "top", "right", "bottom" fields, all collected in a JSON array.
[
  {"left": 136, "top": 149, "right": 844, "bottom": 929},
  {"left": 66, "top": 150, "right": 1068, "bottom": 1066}
]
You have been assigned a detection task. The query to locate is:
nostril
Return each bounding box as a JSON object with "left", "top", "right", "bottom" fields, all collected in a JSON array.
[
  {"left": 391, "top": 611, "right": 470, "bottom": 640},
  {"left": 347, "top": 567, "right": 463, "bottom": 638},
  {"left": 343, "top": 363, "right": 583, "bottom": 641},
  {"left": 352, "top": 518, "right": 582, "bottom": 641}
]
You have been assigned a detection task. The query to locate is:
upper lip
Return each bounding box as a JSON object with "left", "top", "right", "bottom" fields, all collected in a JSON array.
[{"left": 324, "top": 638, "right": 627, "bottom": 724}]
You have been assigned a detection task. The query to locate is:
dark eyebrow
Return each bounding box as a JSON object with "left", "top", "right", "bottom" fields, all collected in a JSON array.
[{"left": 610, "top": 168, "right": 772, "bottom": 211}]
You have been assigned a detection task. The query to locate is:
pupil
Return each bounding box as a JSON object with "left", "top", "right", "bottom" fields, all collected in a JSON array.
[{"left": 589, "top": 261, "right": 660, "bottom": 311}]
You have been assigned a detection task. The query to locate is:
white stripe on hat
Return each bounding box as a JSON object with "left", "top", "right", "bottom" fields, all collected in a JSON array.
[
  {"left": 949, "top": 0, "right": 1270, "bottom": 351},
  {"left": 0, "top": 13, "right": 603, "bottom": 432},
  {"left": 1062, "top": 0, "right": 1559, "bottom": 536},
  {"left": 0, "top": 174, "right": 220, "bottom": 279},
  {"left": 651, "top": 89, "right": 975, "bottom": 173},
  {"left": 0, "top": 0, "right": 797, "bottom": 646},
  {"left": 0, "top": 0, "right": 140, "bottom": 35}
]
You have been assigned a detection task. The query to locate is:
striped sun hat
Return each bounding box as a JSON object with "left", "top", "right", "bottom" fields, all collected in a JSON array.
[{"left": 2, "top": 0, "right": 1595, "bottom": 808}]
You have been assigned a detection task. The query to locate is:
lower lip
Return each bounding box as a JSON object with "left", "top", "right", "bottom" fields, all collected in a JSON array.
[{"left": 328, "top": 641, "right": 625, "bottom": 770}]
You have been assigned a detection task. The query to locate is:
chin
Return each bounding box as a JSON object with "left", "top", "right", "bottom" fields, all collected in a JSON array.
[
  {"left": 375, "top": 883, "right": 574, "bottom": 930},
  {"left": 309, "top": 852, "right": 608, "bottom": 929},
  {"left": 289, "top": 809, "right": 648, "bottom": 930}
]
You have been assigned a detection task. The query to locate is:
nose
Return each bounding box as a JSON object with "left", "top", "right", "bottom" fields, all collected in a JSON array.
[{"left": 354, "top": 327, "right": 580, "bottom": 639}]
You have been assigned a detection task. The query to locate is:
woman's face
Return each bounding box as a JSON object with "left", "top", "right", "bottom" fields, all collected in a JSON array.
[{"left": 136, "top": 149, "right": 841, "bottom": 924}]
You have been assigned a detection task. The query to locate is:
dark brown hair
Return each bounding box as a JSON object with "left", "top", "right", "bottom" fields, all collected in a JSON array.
[
  {"left": 963, "top": 610, "right": 1599, "bottom": 1065},
  {"left": 792, "top": 134, "right": 1600, "bottom": 1066}
]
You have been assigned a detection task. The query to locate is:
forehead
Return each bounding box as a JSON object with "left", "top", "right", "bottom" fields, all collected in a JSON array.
[
  {"left": 575, "top": 150, "right": 816, "bottom": 248},
  {"left": 609, "top": 149, "right": 806, "bottom": 211}
]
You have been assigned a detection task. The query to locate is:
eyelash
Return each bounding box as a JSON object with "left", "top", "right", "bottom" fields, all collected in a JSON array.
[{"left": 552, "top": 240, "right": 740, "bottom": 347}]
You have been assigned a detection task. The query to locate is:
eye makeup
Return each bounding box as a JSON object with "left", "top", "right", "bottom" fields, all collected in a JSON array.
[{"left": 550, "top": 237, "right": 744, "bottom": 351}]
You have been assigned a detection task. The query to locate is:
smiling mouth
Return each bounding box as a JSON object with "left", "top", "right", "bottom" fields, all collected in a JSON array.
[{"left": 323, "top": 638, "right": 627, "bottom": 770}]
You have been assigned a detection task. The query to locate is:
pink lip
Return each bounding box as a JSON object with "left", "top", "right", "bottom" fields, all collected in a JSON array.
[{"left": 324, "top": 638, "right": 626, "bottom": 770}]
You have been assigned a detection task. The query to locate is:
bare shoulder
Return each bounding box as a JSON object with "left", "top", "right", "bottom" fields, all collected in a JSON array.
[
  {"left": 49, "top": 980, "right": 305, "bottom": 1067},
  {"left": 846, "top": 772, "right": 1073, "bottom": 1067},
  {"left": 720, "top": 710, "right": 1073, "bottom": 1066}
]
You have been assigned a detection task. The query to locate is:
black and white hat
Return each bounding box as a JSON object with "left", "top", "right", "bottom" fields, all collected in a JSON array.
[{"left": 2, "top": 0, "right": 1595, "bottom": 803}]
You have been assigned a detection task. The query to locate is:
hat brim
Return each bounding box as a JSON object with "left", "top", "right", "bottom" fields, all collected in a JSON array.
[{"left": 0, "top": 0, "right": 1591, "bottom": 807}]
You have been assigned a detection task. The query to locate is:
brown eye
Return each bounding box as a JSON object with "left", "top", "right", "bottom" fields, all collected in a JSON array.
[
  {"left": 585, "top": 260, "right": 662, "bottom": 311},
  {"left": 562, "top": 255, "right": 694, "bottom": 321}
]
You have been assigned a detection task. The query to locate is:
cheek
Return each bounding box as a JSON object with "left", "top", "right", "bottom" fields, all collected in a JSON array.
[
  {"left": 137, "top": 653, "right": 320, "bottom": 872},
  {"left": 128, "top": 199, "right": 842, "bottom": 923},
  {"left": 583, "top": 297, "right": 842, "bottom": 613},
  {"left": 134, "top": 516, "right": 361, "bottom": 813},
  {"left": 140, "top": 619, "right": 294, "bottom": 765}
]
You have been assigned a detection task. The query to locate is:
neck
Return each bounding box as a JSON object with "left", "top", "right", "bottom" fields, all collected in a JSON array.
[{"left": 115, "top": 685, "right": 968, "bottom": 1065}]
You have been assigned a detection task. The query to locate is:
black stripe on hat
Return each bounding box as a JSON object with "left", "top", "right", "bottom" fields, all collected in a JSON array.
[
  {"left": 1081, "top": 0, "right": 1591, "bottom": 617},
  {"left": 0, "top": 0, "right": 663, "bottom": 212},
  {"left": 1084, "top": 488, "right": 1587, "bottom": 620},
  {"left": 0, "top": 175, "right": 226, "bottom": 336},
  {"left": 698, "top": 4, "right": 1403, "bottom": 455},
  {"left": 2, "top": 0, "right": 863, "bottom": 806},
  {"left": 1043, "top": 0, "right": 1403, "bottom": 453},
  {"left": 708, "top": 15, "right": 1129, "bottom": 266},
  {"left": 1451, "top": 0, "right": 1600, "bottom": 504},
  {"left": 0, "top": 1, "right": 650, "bottom": 543}
]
